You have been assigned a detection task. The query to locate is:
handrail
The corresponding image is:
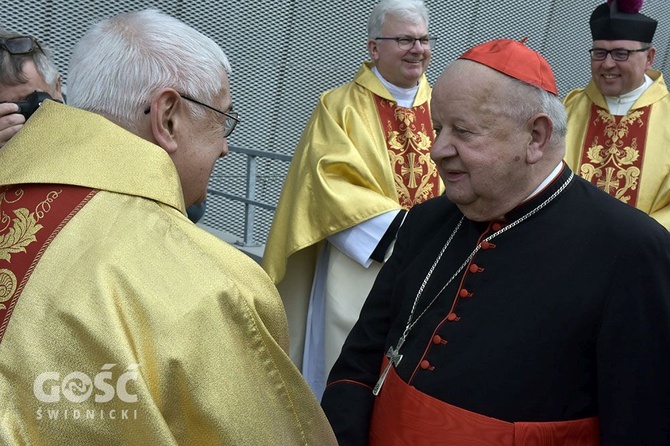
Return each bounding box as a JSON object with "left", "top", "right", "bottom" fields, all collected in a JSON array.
[
  {"left": 230, "top": 146, "right": 292, "bottom": 161},
  {"left": 207, "top": 145, "right": 292, "bottom": 246}
]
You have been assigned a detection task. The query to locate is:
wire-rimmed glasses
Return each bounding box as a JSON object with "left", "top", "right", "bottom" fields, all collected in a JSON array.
[
  {"left": 178, "top": 94, "right": 239, "bottom": 138},
  {"left": 144, "top": 93, "right": 240, "bottom": 138},
  {"left": 375, "top": 36, "right": 437, "bottom": 50}
]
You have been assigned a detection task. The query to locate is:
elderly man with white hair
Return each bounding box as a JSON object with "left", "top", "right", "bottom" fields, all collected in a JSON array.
[{"left": 0, "top": 9, "right": 336, "bottom": 445}]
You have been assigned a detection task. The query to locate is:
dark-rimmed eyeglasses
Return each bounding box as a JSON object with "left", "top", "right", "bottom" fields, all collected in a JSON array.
[
  {"left": 589, "top": 47, "right": 650, "bottom": 62},
  {"left": 144, "top": 93, "right": 240, "bottom": 138},
  {"left": 375, "top": 36, "right": 437, "bottom": 50},
  {"left": 0, "top": 36, "right": 42, "bottom": 55}
]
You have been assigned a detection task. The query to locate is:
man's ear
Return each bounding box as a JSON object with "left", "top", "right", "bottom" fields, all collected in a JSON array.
[
  {"left": 526, "top": 113, "right": 552, "bottom": 165},
  {"left": 54, "top": 76, "right": 63, "bottom": 101},
  {"left": 645, "top": 46, "right": 656, "bottom": 71},
  {"left": 149, "top": 88, "right": 182, "bottom": 154},
  {"left": 368, "top": 39, "right": 379, "bottom": 62}
]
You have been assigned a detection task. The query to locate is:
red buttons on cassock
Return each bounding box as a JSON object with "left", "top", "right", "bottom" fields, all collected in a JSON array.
[
  {"left": 432, "top": 335, "right": 447, "bottom": 345},
  {"left": 420, "top": 360, "right": 433, "bottom": 370},
  {"left": 492, "top": 222, "right": 503, "bottom": 232},
  {"left": 459, "top": 288, "right": 472, "bottom": 298},
  {"left": 447, "top": 312, "right": 459, "bottom": 321},
  {"left": 468, "top": 263, "right": 483, "bottom": 273},
  {"left": 481, "top": 241, "right": 496, "bottom": 250}
]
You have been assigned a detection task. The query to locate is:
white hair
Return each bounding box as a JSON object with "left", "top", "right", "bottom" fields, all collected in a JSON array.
[
  {"left": 503, "top": 77, "right": 568, "bottom": 143},
  {"left": 67, "top": 9, "right": 231, "bottom": 131},
  {"left": 367, "top": 0, "right": 429, "bottom": 40}
]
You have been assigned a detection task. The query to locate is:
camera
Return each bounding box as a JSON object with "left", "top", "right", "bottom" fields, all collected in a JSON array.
[{"left": 2, "top": 90, "right": 60, "bottom": 120}]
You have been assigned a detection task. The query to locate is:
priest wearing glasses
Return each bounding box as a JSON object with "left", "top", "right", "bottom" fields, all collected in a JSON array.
[
  {"left": 263, "top": 0, "right": 442, "bottom": 401},
  {"left": 321, "top": 38, "right": 670, "bottom": 445},
  {"left": 0, "top": 10, "right": 336, "bottom": 444},
  {"left": 0, "top": 30, "right": 208, "bottom": 223},
  {"left": 564, "top": 0, "right": 670, "bottom": 229}
]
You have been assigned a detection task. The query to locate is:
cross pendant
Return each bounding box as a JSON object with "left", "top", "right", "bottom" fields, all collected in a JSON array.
[{"left": 372, "top": 337, "right": 405, "bottom": 396}]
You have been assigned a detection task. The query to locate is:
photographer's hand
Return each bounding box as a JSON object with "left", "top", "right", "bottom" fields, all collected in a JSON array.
[{"left": 0, "top": 102, "right": 25, "bottom": 149}]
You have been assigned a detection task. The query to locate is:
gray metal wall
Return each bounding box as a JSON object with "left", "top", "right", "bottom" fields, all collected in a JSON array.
[{"left": 4, "top": 0, "right": 669, "bottom": 245}]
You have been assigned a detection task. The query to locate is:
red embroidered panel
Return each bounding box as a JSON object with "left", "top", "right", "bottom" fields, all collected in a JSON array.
[
  {"left": 578, "top": 103, "right": 650, "bottom": 207},
  {"left": 373, "top": 95, "right": 441, "bottom": 209},
  {"left": 369, "top": 358, "right": 599, "bottom": 446},
  {"left": 0, "top": 184, "right": 96, "bottom": 343}
]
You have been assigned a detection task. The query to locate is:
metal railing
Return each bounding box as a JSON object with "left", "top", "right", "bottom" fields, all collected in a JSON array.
[{"left": 207, "top": 145, "right": 292, "bottom": 247}]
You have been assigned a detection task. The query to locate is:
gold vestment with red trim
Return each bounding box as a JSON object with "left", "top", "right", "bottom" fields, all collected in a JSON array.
[{"left": 0, "top": 184, "right": 95, "bottom": 342}]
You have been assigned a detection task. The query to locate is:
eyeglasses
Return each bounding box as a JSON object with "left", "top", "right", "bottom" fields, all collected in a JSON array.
[
  {"left": 144, "top": 93, "right": 240, "bottom": 137},
  {"left": 589, "top": 47, "right": 650, "bottom": 62},
  {"left": 375, "top": 36, "right": 437, "bottom": 50},
  {"left": 178, "top": 94, "right": 240, "bottom": 137},
  {"left": 0, "top": 36, "right": 42, "bottom": 55}
]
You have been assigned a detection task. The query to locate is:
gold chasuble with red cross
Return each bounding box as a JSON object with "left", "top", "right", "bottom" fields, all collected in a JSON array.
[
  {"left": 373, "top": 96, "right": 440, "bottom": 210},
  {"left": 263, "top": 62, "right": 441, "bottom": 374},
  {"left": 564, "top": 70, "right": 670, "bottom": 229},
  {"left": 264, "top": 61, "right": 442, "bottom": 284}
]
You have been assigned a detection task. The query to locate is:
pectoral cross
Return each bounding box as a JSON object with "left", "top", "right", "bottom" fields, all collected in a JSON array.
[{"left": 373, "top": 336, "right": 405, "bottom": 395}]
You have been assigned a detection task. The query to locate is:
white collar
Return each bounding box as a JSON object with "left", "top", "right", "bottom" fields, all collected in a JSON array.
[
  {"left": 604, "top": 74, "right": 653, "bottom": 115},
  {"left": 372, "top": 66, "right": 419, "bottom": 108},
  {"left": 526, "top": 162, "right": 564, "bottom": 201}
]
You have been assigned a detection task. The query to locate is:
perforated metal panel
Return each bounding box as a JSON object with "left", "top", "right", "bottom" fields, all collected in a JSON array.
[{"left": 4, "top": 0, "right": 670, "bottom": 245}]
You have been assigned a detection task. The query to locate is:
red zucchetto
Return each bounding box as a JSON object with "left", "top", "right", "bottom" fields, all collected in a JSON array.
[{"left": 458, "top": 38, "right": 558, "bottom": 95}]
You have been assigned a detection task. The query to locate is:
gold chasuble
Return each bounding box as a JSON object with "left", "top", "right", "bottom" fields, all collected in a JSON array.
[
  {"left": 263, "top": 63, "right": 441, "bottom": 374},
  {"left": 564, "top": 70, "right": 670, "bottom": 229},
  {"left": 0, "top": 102, "right": 336, "bottom": 445},
  {"left": 264, "top": 61, "right": 441, "bottom": 285}
]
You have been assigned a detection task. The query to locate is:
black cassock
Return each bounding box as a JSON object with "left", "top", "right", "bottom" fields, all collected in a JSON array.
[{"left": 322, "top": 165, "right": 670, "bottom": 445}]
